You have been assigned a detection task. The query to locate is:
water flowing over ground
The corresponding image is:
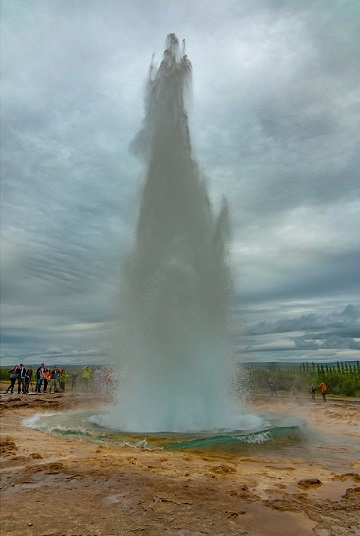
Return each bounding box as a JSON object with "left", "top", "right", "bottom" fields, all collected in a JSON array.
[{"left": 106, "top": 34, "right": 246, "bottom": 433}]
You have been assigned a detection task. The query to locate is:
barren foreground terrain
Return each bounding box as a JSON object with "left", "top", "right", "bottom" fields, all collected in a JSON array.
[{"left": 1, "top": 389, "right": 359, "bottom": 535}]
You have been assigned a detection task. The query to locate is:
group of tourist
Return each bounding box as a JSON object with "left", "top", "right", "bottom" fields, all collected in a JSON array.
[
  {"left": 266, "top": 378, "right": 327, "bottom": 401},
  {"left": 5, "top": 364, "right": 71, "bottom": 394},
  {"left": 4, "top": 364, "right": 96, "bottom": 395},
  {"left": 34, "top": 364, "right": 70, "bottom": 393},
  {"left": 4, "top": 364, "right": 115, "bottom": 395}
]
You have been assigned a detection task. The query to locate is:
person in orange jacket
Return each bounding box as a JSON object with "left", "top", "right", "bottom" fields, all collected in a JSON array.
[
  {"left": 44, "top": 369, "right": 51, "bottom": 393},
  {"left": 319, "top": 382, "right": 327, "bottom": 402}
]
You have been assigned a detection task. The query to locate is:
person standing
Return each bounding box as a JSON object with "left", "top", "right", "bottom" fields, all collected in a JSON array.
[
  {"left": 24, "top": 366, "right": 33, "bottom": 394},
  {"left": 43, "top": 369, "right": 51, "bottom": 393},
  {"left": 49, "top": 366, "right": 60, "bottom": 393},
  {"left": 267, "top": 378, "right": 277, "bottom": 397},
  {"left": 82, "top": 366, "right": 92, "bottom": 391},
  {"left": 59, "top": 369, "right": 68, "bottom": 392},
  {"left": 310, "top": 384, "right": 316, "bottom": 401},
  {"left": 319, "top": 382, "right": 327, "bottom": 402},
  {"left": 5, "top": 366, "right": 19, "bottom": 394},
  {"left": 17, "top": 364, "right": 27, "bottom": 394},
  {"left": 71, "top": 372, "right": 78, "bottom": 390},
  {"left": 35, "top": 363, "right": 46, "bottom": 393}
]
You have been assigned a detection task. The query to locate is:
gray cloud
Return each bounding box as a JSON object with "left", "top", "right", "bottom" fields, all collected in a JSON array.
[
  {"left": 249, "top": 304, "right": 360, "bottom": 335},
  {"left": 239, "top": 304, "right": 360, "bottom": 362},
  {"left": 294, "top": 334, "right": 360, "bottom": 351}
]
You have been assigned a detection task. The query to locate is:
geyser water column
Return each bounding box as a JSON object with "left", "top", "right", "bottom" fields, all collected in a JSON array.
[{"left": 110, "top": 34, "right": 237, "bottom": 433}]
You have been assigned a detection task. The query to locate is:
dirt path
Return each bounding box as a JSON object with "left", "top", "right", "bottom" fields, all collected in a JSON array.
[{"left": 1, "top": 391, "right": 359, "bottom": 535}]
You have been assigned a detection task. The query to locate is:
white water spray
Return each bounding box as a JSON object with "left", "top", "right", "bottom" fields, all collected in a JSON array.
[{"left": 108, "top": 35, "right": 243, "bottom": 433}]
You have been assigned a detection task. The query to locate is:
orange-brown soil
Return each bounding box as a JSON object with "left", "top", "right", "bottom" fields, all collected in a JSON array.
[{"left": 0, "top": 388, "right": 359, "bottom": 535}]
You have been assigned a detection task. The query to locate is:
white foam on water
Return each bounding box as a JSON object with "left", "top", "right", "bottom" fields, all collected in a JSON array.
[
  {"left": 22, "top": 412, "right": 59, "bottom": 429},
  {"left": 235, "top": 431, "right": 271, "bottom": 444}
]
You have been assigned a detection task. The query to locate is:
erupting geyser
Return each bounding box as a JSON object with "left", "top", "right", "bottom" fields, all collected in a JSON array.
[{"left": 109, "top": 34, "right": 241, "bottom": 433}]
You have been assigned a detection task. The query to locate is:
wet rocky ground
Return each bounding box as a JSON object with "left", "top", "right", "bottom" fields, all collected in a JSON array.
[{"left": 1, "top": 389, "right": 359, "bottom": 535}]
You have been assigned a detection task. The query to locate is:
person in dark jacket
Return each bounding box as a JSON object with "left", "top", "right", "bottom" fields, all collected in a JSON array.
[
  {"left": 25, "top": 366, "right": 33, "bottom": 394},
  {"left": 5, "top": 366, "right": 19, "bottom": 394},
  {"left": 17, "top": 364, "right": 27, "bottom": 394},
  {"left": 35, "top": 363, "right": 46, "bottom": 393}
]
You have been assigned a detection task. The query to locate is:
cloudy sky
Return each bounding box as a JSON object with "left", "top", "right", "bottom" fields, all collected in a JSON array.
[{"left": 1, "top": 0, "right": 360, "bottom": 367}]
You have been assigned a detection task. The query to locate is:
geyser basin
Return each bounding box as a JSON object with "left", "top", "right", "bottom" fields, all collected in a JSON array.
[{"left": 23, "top": 409, "right": 307, "bottom": 455}]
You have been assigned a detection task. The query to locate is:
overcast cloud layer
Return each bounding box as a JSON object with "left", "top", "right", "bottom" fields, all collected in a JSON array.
[{"left": 1, "top": 0, "right": 360, "bottom": 367}]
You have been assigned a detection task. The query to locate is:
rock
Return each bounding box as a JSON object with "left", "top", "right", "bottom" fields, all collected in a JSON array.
[
  {"left": 297, "top": 478, "right": 322, "bottom": 488},
  {"left": 0, "top": 436, "right": 17, "bottom": 455},
  {"left": 312, "top": 526, "right": 331, "bottom": 536},
  {"left": 30, "top": 452, "right": 43, "bottom": 459},
  {"left": 210, "top": 464, "right": 236, "bottom": 474}
]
